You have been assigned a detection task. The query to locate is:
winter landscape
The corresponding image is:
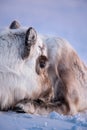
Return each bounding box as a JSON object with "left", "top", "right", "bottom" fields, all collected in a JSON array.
[
  {"left": 0, "top": 0, "right": 87, "bottom": 130},
  {"left": 0, "top": 111, "right": 87, "bottom": 130}
]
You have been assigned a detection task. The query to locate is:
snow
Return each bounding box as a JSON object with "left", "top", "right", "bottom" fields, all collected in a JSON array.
[{"left": 0, "top": 111, "right": 87, "bottom": 130}]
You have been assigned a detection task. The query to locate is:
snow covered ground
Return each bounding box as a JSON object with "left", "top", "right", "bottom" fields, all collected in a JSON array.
[{"left": 0, "top": 111, "right": 87, "bottom": 130}]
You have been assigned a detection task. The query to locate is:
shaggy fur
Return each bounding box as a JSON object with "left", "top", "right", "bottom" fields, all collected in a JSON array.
[
  {"left": 0, "top": 21, "right": 52, "bottom": 110},
  {"left": 0, "top": 21, "right": 87, "bottom": 115},
  {"left": 16, "top": 31, "right": 87, "bottom": 115}
]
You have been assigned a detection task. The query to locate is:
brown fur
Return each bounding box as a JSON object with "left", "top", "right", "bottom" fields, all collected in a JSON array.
[
  {"left": 35, "top": 55, "right": 53, "bottom": 102},
  {"left": 51, "top": 49, "right": 87, "bottom": 115},
  {"left": 14, "top": 42, "right": 87, "bottom": 115},
  {"left": 8, "top": 27, "right": 87, "bottom": 115}
]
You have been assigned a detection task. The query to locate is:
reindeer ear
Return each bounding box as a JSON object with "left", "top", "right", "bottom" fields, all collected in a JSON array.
[
  {"left": 9, "top": 20, "right": 21, "bottom": 29},
  {"left": 22, "top": 27, "right": 37, "bottom": 60}
]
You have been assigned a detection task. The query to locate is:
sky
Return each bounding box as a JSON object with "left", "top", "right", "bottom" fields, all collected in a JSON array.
[{"left": 0, "top": 0, "right": 87, "bottom": 63}]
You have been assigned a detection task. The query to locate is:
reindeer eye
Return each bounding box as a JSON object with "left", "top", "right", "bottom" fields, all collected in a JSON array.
[{"left": 40, "top": 61, "right": 46, "bottom": 68}]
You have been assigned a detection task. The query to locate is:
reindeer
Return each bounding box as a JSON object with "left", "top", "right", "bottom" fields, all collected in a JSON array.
[
  {"left": 0, "top": 21, "right": 52, "bottom": 111},
  {"left": 0, "top": 21, "right": 87, "bottom": 115}
]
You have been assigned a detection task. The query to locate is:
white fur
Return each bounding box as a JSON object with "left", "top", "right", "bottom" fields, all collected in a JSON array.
[
  {"left": 0, "top": 27, "right": 47, "bottom": 109},
  {"left": 0, "top": 26, "right": 87, "bottom": 115}
]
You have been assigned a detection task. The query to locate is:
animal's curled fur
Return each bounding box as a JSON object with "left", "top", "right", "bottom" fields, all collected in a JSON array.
[{"left": 0, "top": 21, "right": 87, "bottom": 115}]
